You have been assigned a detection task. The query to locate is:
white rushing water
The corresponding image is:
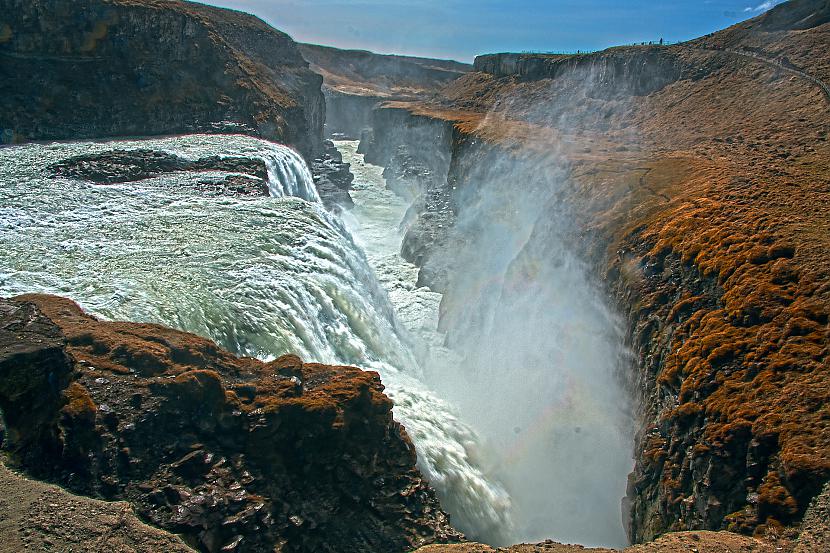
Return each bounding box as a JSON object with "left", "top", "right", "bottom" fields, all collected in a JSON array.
[
  {"left": 336, "top": 141, "right": 515, "bottom": 538},
  {"left": 0, "top": 134, "right": 512, "bottom": 541},
  {"left": 336, "top": 140, "right": 632, "bottom": 548},
  {"left": 262, "top": 148, "right": 320, "bottom": 201}
]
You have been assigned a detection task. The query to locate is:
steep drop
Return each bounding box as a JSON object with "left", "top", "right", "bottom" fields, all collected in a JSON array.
[{"left": 0, "top": 133, "right": 512, "bottom": 543}]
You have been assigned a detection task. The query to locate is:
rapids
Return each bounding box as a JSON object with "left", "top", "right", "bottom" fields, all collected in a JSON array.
[{"left": 0, "top": 133, "right": 512, "bottom": 542}]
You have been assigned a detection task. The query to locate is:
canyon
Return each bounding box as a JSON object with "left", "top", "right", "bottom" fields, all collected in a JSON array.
[{"left": 0, "top": 0, "right": 828, "bottom": 552}]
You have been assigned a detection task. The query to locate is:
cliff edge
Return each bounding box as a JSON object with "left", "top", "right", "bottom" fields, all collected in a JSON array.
[
  {"left": 359, "top": 0, "right": 829, "bottom": 544},
  {"left": 298, "top": 43, "right": 470, "bottom": 137},
  {"left": 0, "top": 294, "right": 461, "bottom": 552},
  {"left": 0, "top": 0, "right": 325, "bottom": 157}
]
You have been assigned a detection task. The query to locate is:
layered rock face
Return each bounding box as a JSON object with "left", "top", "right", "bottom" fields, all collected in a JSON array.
[
  {"left": 298, "top": 43, "right": 470, "bottom": 138},
  {"left": 360, "top": 106, "right": 457, "bottom": 289},
  {"left": 358, "top": 0, "right": 829, "bottom": 544},
  {"left": 310, "top": 140, "right": 356, "bottom": 210},
  {"left": 0, "top": 294, "right": 461, "bottom": 552},
  {"left": 0, "top": 0, "right": 324, "bottom": 157},
  {"left": 473, "top": 49, "right": 683, "bottom": 97}
]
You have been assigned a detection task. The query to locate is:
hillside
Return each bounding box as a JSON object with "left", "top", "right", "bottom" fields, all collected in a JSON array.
[
  {"left": 0, "top": 0, "right": 325, "bottom": 157},
  {"left": 358, "top": 0, "right": 830, "bottom": 543},
  {"left": 298, "top": 43, "right": 470, "bottom": 98},
  {"left": 298, "top": 42, "right": 471, "bottom": 137}
]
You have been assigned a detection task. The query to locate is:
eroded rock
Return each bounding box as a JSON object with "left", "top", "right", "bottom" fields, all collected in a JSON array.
[
  {"left": 49, "top": 149, "right": 270, "bottom": 196},
  {"left": 0, "top": 294, "right": 462, "bottom": 552},
  {"left": 310, "top": 140, "right": 355, "bottom": 210}
]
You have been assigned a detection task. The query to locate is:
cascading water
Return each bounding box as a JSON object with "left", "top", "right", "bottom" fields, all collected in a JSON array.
[
  {"left": 334, "top": 140, "right": 632, "bottom": 548},
  {"left": 407, "top": 145, "right": 633, "bottom": 547},
  {"left": 260, "top": 147, "right": 320, "bottom": 201},
  {"left": 0, "top": 133, "right": 512, "bottom": 542},
  {"left": 337, "top": 141, "right": 515, "bottom": 538}
]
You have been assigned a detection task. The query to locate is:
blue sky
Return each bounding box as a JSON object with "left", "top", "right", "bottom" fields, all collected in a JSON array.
[{"left": 203, "top": 0, "right": 785, "bottom": 62}]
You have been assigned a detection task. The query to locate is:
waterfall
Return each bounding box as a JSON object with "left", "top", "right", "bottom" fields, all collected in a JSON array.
[
  {"left": 427, "top": 151, "right": 633, "bottom": 547},
  {"left": 0, "top": 133, "right": 513, "bottom": 543},
  {"left": 261, "top": 146, "right": 321, "bottom": 202}
]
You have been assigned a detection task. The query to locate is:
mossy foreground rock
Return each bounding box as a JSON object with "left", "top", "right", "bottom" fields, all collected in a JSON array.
[{"left": 0, "top": 294, "right": 461, "bottom": 552}]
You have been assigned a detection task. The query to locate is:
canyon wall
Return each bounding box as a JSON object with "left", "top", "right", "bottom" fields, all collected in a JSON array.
[
  {"left": 357, "top": 0, "right": 830, "bottom": 543},
  {"left": 0, "top": 0, "right": 325, "bottom": 157},
  {"left": 473, "top": 49, "right": 684, "bottom": 97},
  {"left": 298, "top": 43, "right": 470, "bottom": 138}
]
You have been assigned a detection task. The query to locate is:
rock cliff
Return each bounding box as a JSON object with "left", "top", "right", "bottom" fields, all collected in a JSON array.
[
  {"left": 473, "top": 49, "right": 683, "bottom": 97},
  {"left": 0, "top": 0, "right": 325, "bottom": 158},
  {"left": 358, "top": 0, "right": 829, "bottom": 545},
  {"left": 298, "top": 43, "right": 470, "bottom": 138},
  {"left": 0, "top": 294, "right": 461, "bottom": 552}
]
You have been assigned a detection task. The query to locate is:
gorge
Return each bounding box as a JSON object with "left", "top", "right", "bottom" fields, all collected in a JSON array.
[{"left": 0, "top": 1, "right": 828, "bottom": 552}]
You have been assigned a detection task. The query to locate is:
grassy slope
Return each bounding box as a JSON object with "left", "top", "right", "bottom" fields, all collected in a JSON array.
[{"left": 376, "top": 0, "right": 829, "bottom": 538}]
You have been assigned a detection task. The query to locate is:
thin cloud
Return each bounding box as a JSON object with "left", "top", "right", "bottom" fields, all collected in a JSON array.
[{"left": 744, "top": 0, "right": 782, "bottom": 12}]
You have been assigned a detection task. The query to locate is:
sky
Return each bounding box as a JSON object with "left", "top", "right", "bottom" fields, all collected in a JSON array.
[{"left": 202, "top": 0, "right": 786, "bottom": 62}]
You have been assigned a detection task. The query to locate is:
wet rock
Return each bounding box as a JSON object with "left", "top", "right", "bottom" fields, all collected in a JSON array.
[
  {"left": 49, "top": 149, "right": 270, "bottom": 196},
  {"left": 310, "top": 140, "right": 355, "bottom": 210}
]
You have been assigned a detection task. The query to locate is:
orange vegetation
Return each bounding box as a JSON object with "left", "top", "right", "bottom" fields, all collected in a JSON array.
[{"left": 367, "top": 0, "right": 829, "bottom": 540}]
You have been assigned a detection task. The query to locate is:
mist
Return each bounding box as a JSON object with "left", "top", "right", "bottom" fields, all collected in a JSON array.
[
  {"left": 331, "top": 57, "right": 664, "bottom": 546},
  {"left": 424, "top": 142, "right": 632, "bottom": 547}
]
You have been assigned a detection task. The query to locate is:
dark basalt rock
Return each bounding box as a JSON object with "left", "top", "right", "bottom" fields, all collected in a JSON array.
[
  {"left": 49, "top": 149, "right": 270, "bottom": 196},
  {"left": 0, "top": 294, "right": 463, "bottom": 553},
  {"left": 310, "top": 140, "right": 355, "bottom": 210},
  {"left": 473, "top": 48, "right": 683, "bottom": 98},
  {"left": 357, "top": 109, "right": 459, "bottom": 291},
  {"left": 0, "top": 0, "right": 325, "bottom": 157}
]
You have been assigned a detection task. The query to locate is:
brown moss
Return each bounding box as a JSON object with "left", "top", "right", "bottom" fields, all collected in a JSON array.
[
  {"left": 2, "top": 294, "right": 461, "bottom": 551},
  {"left": 757, "top": 472, "right": 799, "bottom": 522},
  {"left": 386, "top": 13, "right": 830, "bottom": 539},
  {"left": 61, "top": 383, "right": 96, "bottom": 422}
]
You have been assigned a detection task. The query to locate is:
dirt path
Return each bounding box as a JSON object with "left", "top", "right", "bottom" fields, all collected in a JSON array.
[
  {"left": 415, "top": 531, "right": 782, "bottom": 553},
  {"left": 0, "top": 461, "right": 194, "bottom": 553},
  {"left": 698, "top": 46, "right": 830, "bottom": 104}
]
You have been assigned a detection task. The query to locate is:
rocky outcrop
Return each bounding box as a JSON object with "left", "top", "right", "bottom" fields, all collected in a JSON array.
[
  {"left": 49, "top": 149, "right": 270, "bottom": 196},
  {"left": 310, "top": 140, "right": 355, "bottom": 210},
  {"left": 0, "top": 0, "right": 325, "bottom": 158},
  {"left": 0, "top": 294, "right": 462, "bottom": 552},
  {"left": 360, "top": 106, "right": 457, "bottom": 290}
]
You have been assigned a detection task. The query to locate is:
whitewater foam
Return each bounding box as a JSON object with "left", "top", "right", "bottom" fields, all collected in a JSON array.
[{"left": 0, "top": 133, "right": 513, "bottom": 542}]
